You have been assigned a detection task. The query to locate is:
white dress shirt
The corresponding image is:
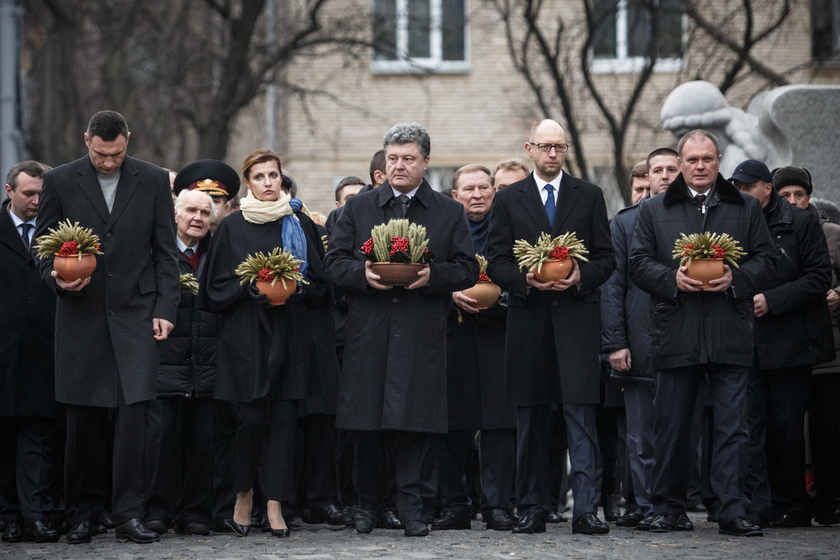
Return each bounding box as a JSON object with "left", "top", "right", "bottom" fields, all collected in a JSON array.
[{"left": 533, "top": 171, "right": 563, "bottom": 205}]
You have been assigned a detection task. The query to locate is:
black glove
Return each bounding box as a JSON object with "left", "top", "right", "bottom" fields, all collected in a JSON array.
[{"left": 248, "top": 283, "right": 274, "bottom": 309}]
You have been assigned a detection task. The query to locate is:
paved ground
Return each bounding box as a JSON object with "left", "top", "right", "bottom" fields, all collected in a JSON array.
[{"left": 3, "top": 513, "right": 840, "bottom": 560}]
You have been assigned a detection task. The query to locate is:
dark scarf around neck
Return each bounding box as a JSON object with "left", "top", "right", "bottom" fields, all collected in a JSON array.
[{"left": 468, "top": 214, "right": 490, "bottom": 256}]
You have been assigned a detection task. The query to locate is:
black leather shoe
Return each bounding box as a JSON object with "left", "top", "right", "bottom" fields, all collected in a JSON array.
[
  {"left": 746, "top": 512, "right": 769, "bottom": 528},
  {"left": 2, "top": 521, "right": 23, "bottom": 543},
  {"left": 485, "top": 509, "right": 514, "bottom": 531},
  {"left": 602, "top": 495, "right": 621, "bottom": 522},
  {"left": 782, "top": 509, "right": 812, "bottom": 527},
  {"left": 719, "top": 516, "right": 763, "bottom": 536},
  {"left": 547, "top": 510, "right": 568, "bottom": 523},
  {"left": 66, "top": 521, "right": 95, "bottom": 544},
  {"left": 176, "top": 521, "right": 210, "bottom": 536},
  {"left": 115, "top": 518, "right": 160, "bottom": 543},
  {"left": 24, "top": 520, "right": 60, "bottom": 543},
  {"left": 99, "top": 510, "right": 115, "bottom": 529},
  {"left": 617, "top": 508, "right": 645, "bottom": 527},
  {"left": 814, "top": 511, "right": 840, "bottom": 526},
  {"left": 512, "top": 512, "right": 546, "bottom": 534},
  {"left": 572, "top": 512, "right": 609, "bottom": 535},
  {"left": 404, "top": 520, "right": 430, "bottom": 537},
  {"left": 144, "top": 518, "right": 167, "bottom": 535},
  {"left": 431, "top": 510, "right": 471, "bottom": 530},
  {"left": 223, "top": 518, "right": 251, "bottom": 537},
  {"left": 355, "top": 509, "right": 377, "bottom": 534},
  {"left": 635, "top": 512, "right": 655, "bottom": 531},
  {"left": 251, "top": 512, "right": 268, "bottom": 529},
  {"left": 649, "top": 513, "right": 677, "bottom": 533},
  {"left": 376, "top": 510, "right": 403, "bottom": 530},
  {"left": 270, "top": 527, "right": 291, "bottom": 538},
  {"left": 304, "top": 504, "right": 355, "bottom": 526},
  {"left": 706, "top": 501, "right": 722, "bottom": 523},
  {"left": 675, "top": 512, "right": 694, "bottom": 531}
]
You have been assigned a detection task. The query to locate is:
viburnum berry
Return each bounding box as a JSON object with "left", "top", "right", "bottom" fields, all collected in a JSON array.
[
  {"left": 389, "top": 236, "right": 410, "bottom": 256},
  {"left": 257, "top": 268, "right": 275, "bottom": 281},
  {"left": 712, "top": 244, "right": 725, "bottom": 259},
  {"left": 478, "top": 271, "right": 490, "bottom": 282},
  {"left": 361, "top": 238, "right": 375, "bottom": 255},
  {"left": 57, "top": 241, "right": 78, "bottom": 256},
  {"left": 549, "top": 245, "right": 569, "bottom": 261}
]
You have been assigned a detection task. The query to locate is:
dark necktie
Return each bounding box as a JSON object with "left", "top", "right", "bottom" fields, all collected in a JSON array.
[
  {"left": 695, "top": 194, "right": 707, "bottom": 206},
  {"left": 19, "top": 223, "right": 33, "bottom": 250},
  {"left": 184, "top": 248, "right": 194, "bottom": 257},
  {"left": 396, "top": 194, "right": 410, "bottom": 218},
  {"left": 183, "top": 247, "right": 200, "bottom": 271},
  {"left": 544, "top": 185, "right": 555, "bottom": 227}
]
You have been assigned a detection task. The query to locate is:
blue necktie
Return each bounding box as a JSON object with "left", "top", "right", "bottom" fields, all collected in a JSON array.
[
  {"left": 544, "top": 185, "right": 555, "bottom": 227},
  {"left": 20, "top": 223, "right": 33, "bottom": 249}
]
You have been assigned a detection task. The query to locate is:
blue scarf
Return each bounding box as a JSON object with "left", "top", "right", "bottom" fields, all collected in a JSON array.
[{"left": 284, "top": 198, "right": 308, "bottom": 277}]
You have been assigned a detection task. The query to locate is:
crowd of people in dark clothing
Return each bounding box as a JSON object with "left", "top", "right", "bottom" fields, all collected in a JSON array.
[{"left": 2, "top": 110, "right": 839, "bottom": 545}]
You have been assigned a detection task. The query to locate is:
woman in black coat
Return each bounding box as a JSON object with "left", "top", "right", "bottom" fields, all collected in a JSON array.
[{"left": 200, "top": 150, "right": 326, "bottom": 538}]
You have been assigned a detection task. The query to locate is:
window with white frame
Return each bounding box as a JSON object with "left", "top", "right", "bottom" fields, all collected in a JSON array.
[
  {"left": 372, "top": 0, "right": 469, "bottom": 73},
  {"left": 590, "top": 0, "right": 685, "bottom": 73},
  {"left": 812, "top": 0, "right": 840, "bottom": 63}
]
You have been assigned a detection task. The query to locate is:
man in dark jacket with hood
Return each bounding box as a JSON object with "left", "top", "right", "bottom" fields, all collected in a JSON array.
[
  {"left": 730, "top": 159, "right": 834, "bottom": 528},
  {"left": 629, "top": 130, "right": 776, "bottom": 537}
]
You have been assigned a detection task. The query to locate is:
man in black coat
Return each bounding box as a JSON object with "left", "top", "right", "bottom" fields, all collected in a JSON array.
[
  {"left": 32, "top": 111, "right": 179, "bottom": 544},
  {"left": 486, "top": 119, "right": 615, "bottom": 535},
  {"left": 729, "top": 159, "right": 835, "bottom": 527},
  {"left": 600, "top": 148, "right": 681, "bottom": 529},
  {"left": 629, "top": 130, "right": 776, "bottom": 536},
  {"left": 0, "top": 161, "right": 60, "bottom": 544},
  {"left": 325, "top": 123, "right": 478, "bottom": 537}
]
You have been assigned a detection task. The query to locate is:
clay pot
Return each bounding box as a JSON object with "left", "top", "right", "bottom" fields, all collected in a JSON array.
[
  {"left": 532, "top": 258, "right": 572, "bottom": 283},
  {"left": 53, "top": 253, "right": 97, "bottom": 282},
  {"left": 370, "top": 262, "right": 424, "bottom": 286},
  {"left": 686, "top": 258, "right": 725, "bottom": 289},
  {"left": 462, "top": 281, "right": 501, "bottom": 310},
  {"left": 256, "top": 279, "right": 297, "bottom": 305}
]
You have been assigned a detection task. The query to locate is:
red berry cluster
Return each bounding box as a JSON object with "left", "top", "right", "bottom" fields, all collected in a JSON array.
[
  {"left": 549, "top": 245, "right": 569, "bottom": 261},
  {"left": 478, "top": 271, "right": 490, "bottom": 282},
  {"left": 684, "top": 243, "right": 694, "bottom": 257},
  {"left": 257, "top": 267, "right": 275, "bottom": 281},
  {"left": 57, "top": 241, "right": 79, "bottom": 256},
  {"left": 712, "top": 244, "right": 725, "bottom": 259},
  {"left": 361, "top": 238, "right": 375, "bottom": 255},
  {"left": 390, "top": 236, "right": 410, "bottom": 256}
]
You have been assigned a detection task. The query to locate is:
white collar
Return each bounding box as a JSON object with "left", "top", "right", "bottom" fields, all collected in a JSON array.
[
  {"left": 7, "top": 207, "right": 36, "bottom": 229},
  {"left": 687, "top": 185, "right": 711, "bottom": 198},
  {"left": 176, "top": 236, "right": 198, "bottom": 253},
  {"left": 390, "top": 185, "right": 420, "bottom": 199},
  {"left": 533, "top": 170, "right": 563, "bottom": 193}
]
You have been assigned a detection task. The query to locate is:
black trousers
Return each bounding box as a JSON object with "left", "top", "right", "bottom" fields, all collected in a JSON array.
[
  {"left": 479, "top": 428, "right": 515, "bottom": 514},
  {"left": 0, "top": 416, "right": 55, "bottom": 525},
  {"left": 235, "top": 400, "right": 297, "bottom": 502},
  {"left": 298, "top": 413, "right": 340, "bottom": 509},
  {"left": 745, "top": 364, "right": 811, "bottom": 519},
  {"left": 436, "top": 430, "right": 474, "bottom": 518},
  {"left": 145, "top": 398, "right": 235, "bottom": 526},
  {"left": 652, "top": 364, "right": 749, "bottom": 526},
  {"left": 353, "top": 430, "right": 438, "bottom": 523},
  {"left": 802, "top": 374, "right": 840, "bottom": 515},
  {"left": 64, "top": 396, "right": 149, "bottom": 525}
]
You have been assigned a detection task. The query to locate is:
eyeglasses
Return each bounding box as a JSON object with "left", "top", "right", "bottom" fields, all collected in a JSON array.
[{"left": 529, "top": 143, "right": 569, "bottom": 153}]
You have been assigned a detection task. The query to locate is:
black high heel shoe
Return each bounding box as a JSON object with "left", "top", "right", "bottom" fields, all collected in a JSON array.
[
  {"left": 223, "top": 518, "right": 251, "bottom": 537},
  {"left": 270, "top": 527, "right": 290, "bottom": 538}
]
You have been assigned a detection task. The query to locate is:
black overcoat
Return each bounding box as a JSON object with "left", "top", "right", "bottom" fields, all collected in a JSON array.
[
  {"left": 628, "top": 174, "right": 776, "bottom": 370},
  {"left": 33, "top": 155, "right": 180, "bottom": 407},
  {"left": 486, "top": 173, "right": 615, "bottom": 406},
  {"left": 199, "top": 211, "right": 326, "bottom": 403},
  {"left": 324, "top": 180, "right": 478, "bottom": 434},
  {"left": 754, "top": 191, "right": 835, "bottom": 369},
  {"left": 0, "top": 205, "right": 58, "bottom": 417},
  {"left": 600, "top": 200, "right": 654, "bottom": 381}
]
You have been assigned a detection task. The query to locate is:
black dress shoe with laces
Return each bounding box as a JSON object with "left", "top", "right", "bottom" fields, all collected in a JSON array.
[
  {"left": 176, "top": 521, "right": 210, "bottom": 536},
  {"left": 602, "top": 495, "right": 621, "bottom": 522},
  {"left": 24, "top": 520, "right": 60, "bottom": 543},
  {"left": 144, "top": 519, "right": 167, "bottom": 535},
  {"left": 635, "top": 512, "right": 655, "bottom": 531},
  {"left": 547, "top": 510, "right": 568, "bottom": 523},
  {"left": 485, "top": 509, "right": 515, "bottom": 531},
  {"left": 115, "top": 518, "right": 160, "bottom": 543},
  {"left": 305, "top": 504, "right": 355, "bottom": 526},
  {"left": 2, "top": 521, "right": 23, "bottom": 543},
  {"left": 674, "top": 512, "right": 694, "bottom": 531},
  {"left": 572, "top": 512, "right": 609, "bottom": 535},
  {"left": 355, "top": 509, "right": 377, "bottom": 534},
  {"left": 66, "top": 521, "right": 95, "bottom": 544},
  {"left": 617, "top": 508, "right": 645, "bottom": 527},
  {"left": 376, "top": 510, "right": 403, "bottom": 530},
  {"left": 649, "top": 513, "right": 677, "bottom": 533},
  {"left": 719, "top": 516, "right": 763, "bottom": 536},
  {"left": 431, "top": 511, "right": 471, "bottom": 530},
  {"left": 513, "top": 512, "right": 546, "bottom": 534},
  {"left": 404, "top": 520, "right": 430, "bottom": 537}
]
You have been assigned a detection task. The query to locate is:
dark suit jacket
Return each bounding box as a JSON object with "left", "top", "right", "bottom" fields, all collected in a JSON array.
[
  {"left": 486, "top": 172, "right": 614, "bottom": 405},
  {"left": 0, "top": 204, "right": 58, "bottom": 417},
  {"left": 33, "top": 155, "right": 179, "bottom": 407}
]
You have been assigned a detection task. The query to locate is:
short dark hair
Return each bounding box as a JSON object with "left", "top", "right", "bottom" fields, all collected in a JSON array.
[
  {"left": 370, "top": 150, "right": 386, "bottom": 184},
  {"left": 677, "top": 130, "right": 720, "bottom": 158},
  {"left": 86, "top": 111, "right": 129, "bottom": 142},
  {"left": 645, "top": 147, "right": 679, "bottom": 173},
  {"left": 281, "top": 171, "right": 298, "bottom": 198},
  {"left": 629, "top": 161, "right": 647, "bottom": 184},
  {"left": 5, "top": 161, "right": 50, "bottom": 190},
  {"left": 335, "top": 176, "right": 365, "bottom": 202}
]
